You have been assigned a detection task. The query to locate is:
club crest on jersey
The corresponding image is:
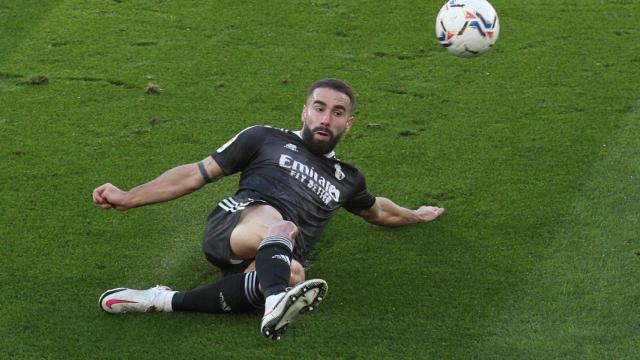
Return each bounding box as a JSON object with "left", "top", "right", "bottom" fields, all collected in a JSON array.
[
  {"left": 284, "top": 143, "right": 298, "bottom": 152},
  {"left": 334, "top": 164, "right": 345, "bottom": 180}
]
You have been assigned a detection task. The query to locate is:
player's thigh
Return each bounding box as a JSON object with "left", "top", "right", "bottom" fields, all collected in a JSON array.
[
  {"left": 202, "top": 204, "right": 246, "bottom": 269},
  {"left": 230, "top": 204, "right": 296, "bottom": 259}
]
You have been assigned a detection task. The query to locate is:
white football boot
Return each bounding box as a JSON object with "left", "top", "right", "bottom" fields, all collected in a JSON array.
[
  {"left": 260, "top": 279, "right": 328, "bottom": 340},
  {"left": 99, "top": 285, "right": 176, "bottom": 314}
]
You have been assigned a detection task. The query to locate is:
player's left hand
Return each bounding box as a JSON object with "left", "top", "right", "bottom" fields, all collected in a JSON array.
[{"left": 415, "top": 206, "right": 445, "bottom": 222}]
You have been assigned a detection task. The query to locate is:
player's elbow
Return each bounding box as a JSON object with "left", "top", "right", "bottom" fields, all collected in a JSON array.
[
  {"left": 363, "top": 213, "right": 392, "bottom": 227},
  {"left": 184, "top": 177, "right": 206, "bottom": 194},
  {"left": 183, "top": 164, "right": 210, "bottom": 192}
]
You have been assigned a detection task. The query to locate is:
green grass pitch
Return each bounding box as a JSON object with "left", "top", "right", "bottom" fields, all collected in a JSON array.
[{"left": 1, "top": 0, "right": 639, "bottom": 358}]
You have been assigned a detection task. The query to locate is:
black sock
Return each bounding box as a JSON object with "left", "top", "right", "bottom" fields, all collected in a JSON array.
[
  {"left": 255, "top": 235, "right": 293, "bottom": 297},
  {"left": 172, "top": 271, "right": 263, "bottom": 313}
]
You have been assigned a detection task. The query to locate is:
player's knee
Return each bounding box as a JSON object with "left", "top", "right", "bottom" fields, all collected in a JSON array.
[
  {"left": 267, "top": 220, "right": 299, "bottom": 242},
  {"left": 288, "top": 260, "right": 305, "bottom": 286}
]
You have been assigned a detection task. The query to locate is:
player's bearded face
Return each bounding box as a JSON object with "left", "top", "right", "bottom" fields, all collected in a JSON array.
[
  {"left": 301, "top": 123, "right": 344, "bottom": 155},
  {"left": 300, "top": 87, "right": 353, "bottom": 155}
]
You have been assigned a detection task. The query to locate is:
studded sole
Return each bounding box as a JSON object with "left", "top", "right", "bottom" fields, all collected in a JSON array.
[{"left": 261, "top": 279, "right": 328, "bottom": 340}]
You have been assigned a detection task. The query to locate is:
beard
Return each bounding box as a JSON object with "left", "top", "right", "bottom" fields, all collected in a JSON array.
[{"left": 301, "top": 123, "right": 344, "bottom": 156}]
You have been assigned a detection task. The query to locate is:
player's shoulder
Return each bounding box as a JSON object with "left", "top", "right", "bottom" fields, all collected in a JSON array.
[{"left": 240, "top": 125, "right": 296, "bottom": 137}]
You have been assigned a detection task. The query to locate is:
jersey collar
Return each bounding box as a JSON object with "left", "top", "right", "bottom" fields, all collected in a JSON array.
[{"left": 293, "top": 130, "right": 336, "bottom": 159}]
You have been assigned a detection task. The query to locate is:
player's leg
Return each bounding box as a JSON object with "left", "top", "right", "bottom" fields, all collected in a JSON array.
[
  {"left": 228, "top": 205, "right": 328, "bottom": 339},
  {"left": 167, "top": 259, "right": 307, "bottom": 314},
  {"left": 227, "top": 204, "right": 298, "bottom": 302},
  {"left": 100, "top": 204, "right": 304, "bottom": 315},
  {"left": 244, "top": 259, "right": 306, "bottom": 287},
  {"left": 99, "top": 273, "right": 261, "bottom": 314},
  {"left": 98, "top": 202, "right": 327, "bottom": 334},
  {"left": 98, "top": 259, "right": 310, "bottom": 315},
  {"left": 165, "top": 203, "right": 280, "bottom": 314},
  {"left": 99, "top": 200, "right": 261, "bottom": 315},
  {"left": 228, "top": 203, "right": 291, "bottom": 259}
]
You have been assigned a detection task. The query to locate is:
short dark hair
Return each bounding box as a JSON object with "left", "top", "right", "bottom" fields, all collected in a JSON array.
[{"left": 307, "top": 78, "right": 356, "bottom": 114}]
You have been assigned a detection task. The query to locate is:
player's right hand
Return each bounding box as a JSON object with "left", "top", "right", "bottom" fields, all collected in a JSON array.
[{"left": 92, "top": 183, "right": 130, "bottom": 211}]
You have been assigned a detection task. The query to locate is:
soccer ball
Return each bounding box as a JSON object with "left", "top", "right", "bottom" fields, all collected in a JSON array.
[{"left": 435, "top": 0, "right": 500, "bottom": 57}]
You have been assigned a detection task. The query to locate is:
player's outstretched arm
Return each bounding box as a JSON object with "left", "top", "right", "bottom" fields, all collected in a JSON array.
[
  {"left": 92, "top": 156, "right": 223, "bottom": 211},
  {"left": 357, "top": 197, "right": 444, "bottom": 227}
]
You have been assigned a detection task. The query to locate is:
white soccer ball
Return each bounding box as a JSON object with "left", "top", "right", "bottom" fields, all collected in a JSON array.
[{"left": 435, "top": 0, "right": 500, "bottom": 57}]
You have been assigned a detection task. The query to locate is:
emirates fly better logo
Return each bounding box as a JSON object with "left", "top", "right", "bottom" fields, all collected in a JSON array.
[{"left": 279, "top": 154, "right": 340, "bottom": 205}]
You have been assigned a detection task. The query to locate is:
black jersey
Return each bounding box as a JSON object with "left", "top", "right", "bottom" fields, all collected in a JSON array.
[{"left": 211, "top": 125, "right": 376, "bottom": 262}]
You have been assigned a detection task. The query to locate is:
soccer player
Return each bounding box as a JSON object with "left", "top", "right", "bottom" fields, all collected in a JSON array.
[{"left": 93, "top": 78, "right": 445, "bottom": 340}]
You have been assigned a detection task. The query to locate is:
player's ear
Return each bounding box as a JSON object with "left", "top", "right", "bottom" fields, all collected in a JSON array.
[
  {"left": 300, "top": 105, "right": 307, "bottom": 123},
  {"left": 345, "top": 115, "right": 354, "bottom": 132}
]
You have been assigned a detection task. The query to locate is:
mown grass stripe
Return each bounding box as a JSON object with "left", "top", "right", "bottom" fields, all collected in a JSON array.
[
  {"left": 473, "top": 100, "right": 640, "bottom": 358},
  {"left": 1, "top": 0, "right": 639, "bottom": 358}
]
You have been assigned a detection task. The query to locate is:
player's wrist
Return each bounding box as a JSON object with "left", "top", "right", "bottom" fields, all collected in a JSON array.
[
  {"left": 409, "top": 209, "right": 423, "bottom": 223},
  {"left": 118, "top": 190, "right": 137, "bottom": 209}
]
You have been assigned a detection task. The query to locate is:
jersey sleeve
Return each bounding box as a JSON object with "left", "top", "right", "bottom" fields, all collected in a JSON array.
[
  {"left": 211, "top": 126, "right": 267, "bottom": 175},
  {"left": 343, "top": 171, "right": 376, "bottom": 214}
]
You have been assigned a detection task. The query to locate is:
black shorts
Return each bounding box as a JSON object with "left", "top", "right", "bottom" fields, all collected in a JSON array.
[{"left": 202, "top": 196, "right": 266, "bottom": 276}]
